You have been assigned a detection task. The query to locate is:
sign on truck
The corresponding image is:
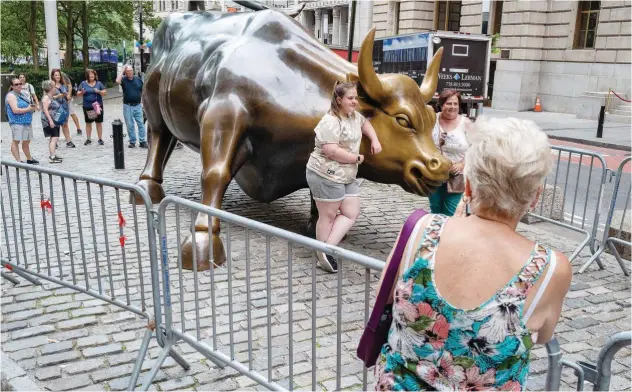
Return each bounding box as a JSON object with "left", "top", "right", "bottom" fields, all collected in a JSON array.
[{"left": 372, "top": 31, "right": 492, "bottom": 118}]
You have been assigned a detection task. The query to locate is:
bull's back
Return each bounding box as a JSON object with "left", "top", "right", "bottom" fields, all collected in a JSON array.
[{"left": 145, "top": 10, "right": 355, "bottom": 199}]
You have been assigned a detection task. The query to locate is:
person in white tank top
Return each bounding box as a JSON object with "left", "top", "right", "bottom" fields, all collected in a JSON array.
[{"left": 430, "top": 90, "right": 474, "bottom": 216}]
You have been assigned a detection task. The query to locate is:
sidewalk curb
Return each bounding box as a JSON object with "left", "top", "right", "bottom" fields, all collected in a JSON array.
[
  {"left": 1, "top": 352, "right": 43, "bottom": 391},
  {"left": 548, "top": 135, "right": 631, "bottom": 152}
]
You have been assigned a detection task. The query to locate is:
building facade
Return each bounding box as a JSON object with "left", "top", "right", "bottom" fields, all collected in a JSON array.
[
  {"left": 371, "top": 0, "right": 631, "bottom": 119},
  {"left": 148, "top": 1, "right": 630, "bottom": 119}
]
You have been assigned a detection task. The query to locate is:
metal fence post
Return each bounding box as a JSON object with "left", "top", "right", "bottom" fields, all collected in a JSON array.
[
  {"left": 112, "top": 119, "right": 125, "bottom": 169},
  {"left": 596, "top": 106, "right": 605, "bottom": 138},
  {"left": 593, "top": 331, "right": 632, "bottom": 391},
  {"left": 545, "top": 337, "right": 563, "bottom": 391}
]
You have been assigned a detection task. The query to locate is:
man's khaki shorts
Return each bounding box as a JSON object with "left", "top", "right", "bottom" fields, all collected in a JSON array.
[{"left": 10, "top": 124, "right": 33, "bottom": 141}]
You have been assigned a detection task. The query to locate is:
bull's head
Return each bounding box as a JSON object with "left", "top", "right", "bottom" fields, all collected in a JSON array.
[{"left": 351, "top": 28, "right": 452, "bottom": 196}]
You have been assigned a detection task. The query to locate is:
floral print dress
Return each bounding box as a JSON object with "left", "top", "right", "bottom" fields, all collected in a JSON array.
[{"left": 375, "top": 214, "right": 552, "bottom": 391}]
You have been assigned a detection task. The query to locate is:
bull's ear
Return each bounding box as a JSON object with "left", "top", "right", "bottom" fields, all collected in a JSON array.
[{"left": 346, "top": 72, "right": 359, "bottom": 84}]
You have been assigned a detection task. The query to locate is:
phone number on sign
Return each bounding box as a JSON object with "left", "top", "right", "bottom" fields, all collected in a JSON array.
[{"left": 445, "top": 81, "right": 473, "bottom": 89}]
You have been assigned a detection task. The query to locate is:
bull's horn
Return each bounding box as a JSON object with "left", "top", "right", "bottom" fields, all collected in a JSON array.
[
  {"left": 287, "top": 3, "right": 306, "bottom": 18},
  {"left": 358, "top": 28, "right": 387, "bottom": 101},
  {"left": 233, "top": 0, "right": 305, "bottom": 17},
  {"left": 420, "top": 47, "right": 443, "bottom": 103}
]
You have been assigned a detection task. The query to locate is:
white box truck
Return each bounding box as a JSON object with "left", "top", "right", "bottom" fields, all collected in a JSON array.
[{"left": 372, "top": 30, "right": 492, "bottom": 119}]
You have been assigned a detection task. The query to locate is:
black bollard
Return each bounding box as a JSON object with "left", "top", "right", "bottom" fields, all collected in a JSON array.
[
  {"left": 112, "top": 119, "right": 125, "bottom": 169},
  {"left": 596, "top": 105, "right": 605, "bottom": 138}
]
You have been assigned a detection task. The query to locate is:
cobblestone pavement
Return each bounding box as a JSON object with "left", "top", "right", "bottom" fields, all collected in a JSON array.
[{"left": 1, "top": 98, "right": 630, "bottom": 391}]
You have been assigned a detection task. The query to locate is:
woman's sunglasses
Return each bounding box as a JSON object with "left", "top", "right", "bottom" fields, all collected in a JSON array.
[{"left": 12, "top": 83, "right": 23, "bottom": 87}]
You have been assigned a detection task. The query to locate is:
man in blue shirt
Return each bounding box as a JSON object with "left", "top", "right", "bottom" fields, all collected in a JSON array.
[{"left": 116, "top": 65, "right": 147, "bottom": 148}]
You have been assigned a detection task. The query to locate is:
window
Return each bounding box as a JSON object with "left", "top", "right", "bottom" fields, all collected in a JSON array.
[
  {"left": 435, "top": 1, "right": 462, "bottom": 32},
  {"left": 492, "top": 1, "right": 503, "bottom": 35},
  {"left": 575, "top": 1, "right": 600, "bottom": 49},
  {"left": 171, "top": 1, "right": 176, "bottom": 10}
]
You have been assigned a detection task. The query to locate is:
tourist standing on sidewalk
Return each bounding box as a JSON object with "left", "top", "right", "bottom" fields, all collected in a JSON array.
[
  {"left": 116, "top": 65, "right": 147, "bottom": 148},
  {"left": 40, "top": 80, "right": 63, "bottom": 163},
  {"left": 51, "top": 69, "right": 77, "bottom": 148},
  {"left": 77, "top": 69, "right": 107, "bottom": 146},
  {"left": 63, "top": 72, "right": 84, "bottom": 136},
  {"left": 429, "top": 89, "right": 474, "bottom": 216},
  {"left": 18, "top": 73, "right": 39, "bottom": 108},
  {"left": 372, "top": 117, "right": 571, "bottom": 391},
  {"left": 306, "top": 81, "right": 382, "bottom": 273},
  {"left": 5, "top": 78, "right": 38, "bottom": 164}
]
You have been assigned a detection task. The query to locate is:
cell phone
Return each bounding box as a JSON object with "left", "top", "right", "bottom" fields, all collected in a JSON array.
[{"left": 465, "top": 203, "right": 471, "bottom": 217}]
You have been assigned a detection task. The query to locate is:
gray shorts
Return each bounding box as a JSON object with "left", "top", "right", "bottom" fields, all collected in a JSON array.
[
  {"left": 306, "top": 169, "right": 359, "bottom": 202},
  {"left": 10, "top": 124, "right": 33, "bottom": 141}
]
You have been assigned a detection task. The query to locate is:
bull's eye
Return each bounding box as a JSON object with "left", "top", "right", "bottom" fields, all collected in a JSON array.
[{"left": 396, "top": 116, "right": 412, "bottom": 129}]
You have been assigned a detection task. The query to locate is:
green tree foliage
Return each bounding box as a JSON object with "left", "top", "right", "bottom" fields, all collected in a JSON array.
[
  {"left": 1, "top": 0, "right": 45, "bottom": 70},
  {"left": 2, "top": 0, "right": 162, "bottom": 70}
]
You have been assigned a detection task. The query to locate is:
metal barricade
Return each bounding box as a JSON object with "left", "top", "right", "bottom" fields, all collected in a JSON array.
[
  {"left": 0, "top": 160, "right": 188, "bottom": 390},
  {"left": 525, "top": 146, "right": 609, "bottom": 263},
  {"left": 580, "top": 157, "right": 631, "bottom": 275},
  {"left": 140, "top": 195, "right": 385, "bottom": 391},
  {"left": 544, "top": 332, "right": 632, "bottom": 391}
]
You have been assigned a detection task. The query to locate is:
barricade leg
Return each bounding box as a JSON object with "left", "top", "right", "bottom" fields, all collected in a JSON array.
[
  {"left": 140, "top": 339, "right": 175, "bottom": 391},
  {"left": 545, "top": 338, "right": 563, "bottom": 391},
  {"left": 579, "top": 245, "right": 607, "bottom": 274},
  {"left": 1, "top": 271, "right": 19, "bottom": 285},
  {"left": 593, "top": 331, "right": 632, "bottom": 391},
  {"left": 128, "top": 322, "right": 156, "bottom": 391},
  {"left": 1, "top": 259, "right": 42, "bottom": 285},
  {"left": 607, "top": 239, "right": 630, "bottom": 276}
]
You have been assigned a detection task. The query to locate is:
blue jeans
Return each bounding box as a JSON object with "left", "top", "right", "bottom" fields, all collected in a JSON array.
[
  {"left": 429, "top": 183, "right": 463, "bottom": 216},
  {"left": 123, "top": 104, "right": 146, "bottom": 144}
]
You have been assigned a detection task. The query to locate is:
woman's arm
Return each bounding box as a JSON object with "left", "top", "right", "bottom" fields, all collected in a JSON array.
[
  {"left": 532, "top": 251, "right": 572, "bottom": 344},
  {"left": 6, "top": 94, "right": 33, "bottom": 114},
  {"left": 65, "top": 83, "right": 72, "bottom": 100},
  {"left": 361, "top": 120, "right": 379, "bottom": 143},
  {"left": 42, "top": 97, "right": 54, "bottom": 126},
  {"left": 322, "top": 143, "right": 362, "bottom": 164},
  {"left": 98, "top": 82, "right": 107, "bottom": 96},
  {"left": 31, "top": 86, "right": 39, "bottom": 106},
  {"left": 361, "top": 120, "right": 382, "bottom": 155}
]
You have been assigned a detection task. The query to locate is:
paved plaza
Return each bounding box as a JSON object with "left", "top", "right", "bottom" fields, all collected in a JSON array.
[{"left": 1, "top": 97, "right": 630, "bottom": 391}]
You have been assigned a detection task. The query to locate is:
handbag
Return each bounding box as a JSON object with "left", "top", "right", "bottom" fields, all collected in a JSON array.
[
  {"left": 52, "top": 101, "right": 69, "bottom": 126},
  {"left": 356, "top": 208, "right": 428, "bottom": 368},
  {"left": 439, "top": 130, "right": 465, "bottom": 194}
]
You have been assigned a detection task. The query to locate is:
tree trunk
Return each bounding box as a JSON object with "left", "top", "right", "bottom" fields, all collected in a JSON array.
[
  {"left": 81, "top": 1, "right": 89, "bottom": 69},
  {"left": 29, "top": 0, "right": 40, "bottom": 71},
  {"left": 64, "top": 2, "right": 74, "bottom": 68}
]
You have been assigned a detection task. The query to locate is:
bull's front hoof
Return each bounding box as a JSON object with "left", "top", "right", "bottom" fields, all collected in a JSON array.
[
  {"left": 181, "top": 231, "right": 226, "bottom": 271},
  {"left": 132, "top": 179, "right": 165, "bottom": 205}
]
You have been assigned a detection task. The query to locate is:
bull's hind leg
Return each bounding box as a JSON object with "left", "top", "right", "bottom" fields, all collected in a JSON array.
[
  {"left": 181, "top": 97, "right": 249, "bottom": 271},
  {"left": 133, "top": 119, "right": 178, "bottom": 205}
]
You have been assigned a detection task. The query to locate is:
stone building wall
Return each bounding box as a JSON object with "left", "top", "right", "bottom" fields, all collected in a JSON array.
[
  {"left": 493, "top": 0, "right": 631, "bottom": 117},
  {"left": 460, "top": 0, "right": 484, "bottom": 34}
]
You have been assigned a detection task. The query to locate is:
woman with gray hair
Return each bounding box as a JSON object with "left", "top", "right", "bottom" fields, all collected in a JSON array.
[
  {"left": 372, "top": 117, "right": 571, "bottom": 391},
  {"left": 41, "top": 80, "right": 63, "bottom": 163}
]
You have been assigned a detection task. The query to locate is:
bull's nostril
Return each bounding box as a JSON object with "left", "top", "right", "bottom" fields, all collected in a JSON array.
[{"left": 428, "top": 158, "right": 441, "bottom": 171}]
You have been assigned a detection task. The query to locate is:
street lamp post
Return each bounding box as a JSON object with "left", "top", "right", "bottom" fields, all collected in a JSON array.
[{"left": 44, "top": 0, "right": 61, "bottom": 73}]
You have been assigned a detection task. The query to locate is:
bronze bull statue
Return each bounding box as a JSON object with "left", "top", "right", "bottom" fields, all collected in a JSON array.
[{"left": 135, "top": 9, "right": 451, "bottom": 270}]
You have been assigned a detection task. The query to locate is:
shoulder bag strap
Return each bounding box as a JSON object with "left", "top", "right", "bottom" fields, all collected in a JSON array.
[{"left": 367, "top": 209, "right": 428, "bottom": 330}]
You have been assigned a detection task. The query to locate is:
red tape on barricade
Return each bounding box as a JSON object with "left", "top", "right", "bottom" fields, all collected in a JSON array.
[
  {"left": 40, "top": 197, "right": 52, "bottom": 213},
  {"left": 612, "top": 90, "right": 632, "bottom": 103},
  {"left": 5, "top": 264, "right": 13, "bottom": 271},
  {"left": 118, "top": 210, "right": 126, "bottom": 228},
  {"left": 119, "top": 235, "right": 127, "bottom": 247}
]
